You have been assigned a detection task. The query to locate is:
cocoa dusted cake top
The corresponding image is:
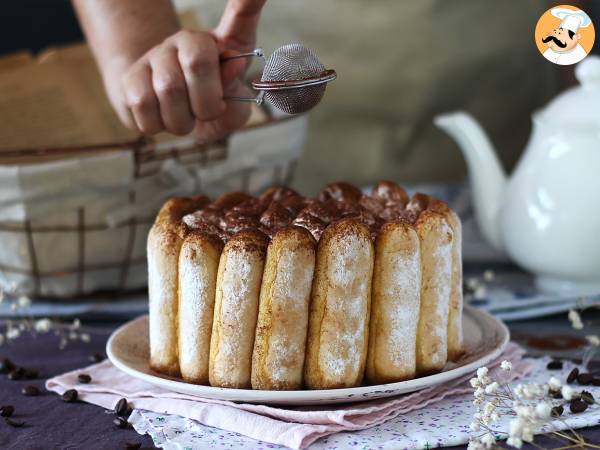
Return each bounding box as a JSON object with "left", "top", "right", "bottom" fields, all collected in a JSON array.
[{"left": 182, "top": 180, "right": 441, "bottom": 243}]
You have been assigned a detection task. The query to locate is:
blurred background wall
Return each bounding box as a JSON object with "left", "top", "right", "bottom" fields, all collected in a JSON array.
[
  {"left": 2, "top": 0, "right": 595, "bottom": 195},
  {"left": 175, "top": 0, "right": 563, "bottom": 194}
]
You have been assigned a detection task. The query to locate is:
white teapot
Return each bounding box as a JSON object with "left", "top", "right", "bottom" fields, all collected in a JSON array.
[{"left": 435, "top": 56, "right": 600, "bottom": 295}]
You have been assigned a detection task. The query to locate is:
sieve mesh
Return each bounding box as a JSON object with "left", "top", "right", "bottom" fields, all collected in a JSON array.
[{"left": 261, "top": 43, "right": 327, "bottom": 114}]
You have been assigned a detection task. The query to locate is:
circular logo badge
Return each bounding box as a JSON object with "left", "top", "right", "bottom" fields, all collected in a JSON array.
[{"left": 535, "top": 4, "right": 595, "bottom": 66}]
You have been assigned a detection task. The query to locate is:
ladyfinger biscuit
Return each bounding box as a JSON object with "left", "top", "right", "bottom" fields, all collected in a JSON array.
[
  {"left": 148, "top": 195, "right": 209, "bottom": 376},
  {"left": 178, "top": 231, "right": 223, "bottom": 384},
  {"left": 366, "top": 221, "right": 421, "bottom": 384},
  {"left": 251, "top": 227, "right": 316, "bottom": 390},
  {"left": 209, "top": 230, "right": 268, "bottom": 388},
  {"left": 304, "top": 219, "right": 374, "bottom": 389},
  {"left": 415, "top": 210, "right": 453, "bottom": 375},
  {"left": 429, "top": 199, "right": 464, "bottom": 361}
]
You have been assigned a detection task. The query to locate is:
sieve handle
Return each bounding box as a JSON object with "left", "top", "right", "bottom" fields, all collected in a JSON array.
[
  {"left": 220, "top": 48, "right": 264, "bottom": 62},
  {"left": 220, "top": 48, "right": 265, "bottom": 103}
]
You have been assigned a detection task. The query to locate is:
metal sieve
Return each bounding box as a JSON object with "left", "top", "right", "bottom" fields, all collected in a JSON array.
[{"left": 221, "top": 43, "right": 336, "bottom": 114}]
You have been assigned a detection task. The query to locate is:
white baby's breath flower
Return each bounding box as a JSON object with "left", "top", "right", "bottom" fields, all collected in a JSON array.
[
  {"left": 6, "top": 328, "right": 20, "bottom": 339},
  {"left": 72, "top": 318, "right": 81, "bottom": 330},
  {"left": 483, "top": 269, "right": 495, "bottom": 282},
  {"left": 467, "top": 438, "right": 485, "bottom": 450},
  {"left": 513, "top": 384, "right": 525, "bottom": 399},
  {"left": 474, "top": 285, "right": 487, "bottom": 300},
  {"left": 514, "top": 405, "right": 534, "bottom": 419},
  {"left": 509, "top": 417, "right": 524, "bottom": 437},
  {"left": 561, "top": 385, "right": 574, "bottom": 401},
  {"left": 481, "top": 433, "right": 496, "bottom": 448},
  {"left": 500, "top": 360, "right": 512, "bottom": 371},
  {"left": 490, "top": 412, "right": 499, "bottom": 422},
  {"left": 568, "top": 309, "right": 584, "bottom": 330},
  {"left": 17, "top": 295, "right": 31, "bottom": 308},
  {"left": 522, "top": 383, "right": 542, "bottom": 399},
  {"left": 474, "top": 387, "right": 485, "bottom": 399},
  {"left": 80, "top": 333, "right": 91, "bottom": 343},
  {"left": 477, "top": 367, "right": 489, "bottom": 379},
  {"left": 484, "top": 401, "right": 495, "bottom": 415},
  {"left": 466, "top": 277, "right": 480, "bottom": 291},
  {"left": 469, "top": 421, "right": 481, "bottom": 432},
  {"left": 68, "top": 331, "right": 79, "bottom": 341},
  {"left": 34, "top": 318, "right": 52, "bottom": 333},
  {"left": 535, "top": 402, "right": 552, "bottom": 419},
  {"left": 485, "top": 382, "right": 499, "bottom": 394},
  {"left": 506, "top": 436, "right": 523, "bottom": 448},
  {"left": 586, "top": 334, "right": 600, "bottom": 346},
  {"left": 522, "top": 425, "right": 534, "bottom": 443},
  {"left": 470, "top": 377, "right": 480, "bottom": 388},
  {"left": 548, "top": 376, "right": 561, "bottom": 391}
]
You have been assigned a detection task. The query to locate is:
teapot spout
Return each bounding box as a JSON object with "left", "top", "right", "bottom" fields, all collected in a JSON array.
[{"left": 434, "top": 112, "right": 506, "bottom": 252}]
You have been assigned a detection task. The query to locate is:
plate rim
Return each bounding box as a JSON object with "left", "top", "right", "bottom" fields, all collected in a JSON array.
[{"left": 106, "top": 305, "right": 509, "bottom": 404}]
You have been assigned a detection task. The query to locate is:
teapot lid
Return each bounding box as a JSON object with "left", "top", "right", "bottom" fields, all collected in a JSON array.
[{"left": 538, "top": 56, "right": 600, "bottom": 126}]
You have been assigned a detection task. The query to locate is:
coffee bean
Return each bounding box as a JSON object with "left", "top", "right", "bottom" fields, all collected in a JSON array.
[
  {"left": 113, "top": 417, "right": 129, "bottom": 429},
  {"left": 546, "top": 360, "right": 563, "bottom": 370},
  {"left": 114, "top": 398, "right": 129, "bottom": 417},
  {"left": 89, "top": 353, "right": 105, "bottom": 363},
  {"left": 8, "top": 367, "right": 25, "bottom": 381},
  {"left": 550, "top": 389, "right": 563, "bottom": 399},
  {"left": 551, "top": 405, "right": 564, "bottom": 417},
  {"left": 0, "top": 406, "right": 14, "bottom": 417},
  {"left": 23, "top": 369, "right": 39, "bottom": 380},
  {"left": 581, "top": 390, "right": 595, "bottom": 405},
  {"left": 5, "top": 418, "right": 25, "bottom": 428},
  {"left": 61, "top": 389, "right": 78, "bottom": 403},
  {"left": 567, "top": 368, "right": 579, "bottom": 383},
  {"left": 21, "top": 386, "right": 40, "bottom": 397},
  {"left": 593, "top": 377, "right": 600, "bottom": 386},
  {"left": 77, "top": 374, "right": 92, "bottom": 384},
  {"left": 0, "top": 358, "right": 15, "bottom": 374},
  {"left": 570, "top": 399, "right": 588, "bottom": 413},
  {"left": 577, "top": 373, "right": 593, "bottom": 385},
  {"left": 124, "top": 442, "right": 141, "bottom": 450}
]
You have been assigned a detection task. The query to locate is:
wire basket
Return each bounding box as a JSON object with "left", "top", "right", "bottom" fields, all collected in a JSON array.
[{"left": 0, "top": 110, "right": 307, "bottom": 300}]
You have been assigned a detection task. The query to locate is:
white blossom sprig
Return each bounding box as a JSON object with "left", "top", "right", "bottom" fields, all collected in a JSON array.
[
  {"left": 0, "top": 291, "right": 91, "bottom": 350},
  {"left": 467, "top": 361, "right": 600, "bottom": 449}
]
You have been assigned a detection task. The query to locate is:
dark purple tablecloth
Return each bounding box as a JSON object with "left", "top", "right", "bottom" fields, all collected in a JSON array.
[
  {"left": 0, "top": 317, "right": 599, "bottom": 449},
  {"left": 0, "top": 323, "right": 157, "bottom": 450}
]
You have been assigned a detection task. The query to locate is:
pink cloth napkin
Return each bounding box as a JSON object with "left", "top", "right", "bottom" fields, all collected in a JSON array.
[{"left": 46, "top": 343, "right": 530, "bottom": 449}]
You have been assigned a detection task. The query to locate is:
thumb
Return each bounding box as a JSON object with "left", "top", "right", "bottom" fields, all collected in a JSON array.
[{"left": 214, "top": 0, "right": 267, "bottom": 51}]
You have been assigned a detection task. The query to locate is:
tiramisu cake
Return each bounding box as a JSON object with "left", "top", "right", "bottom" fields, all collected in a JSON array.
[{"left": 147, "top": 181, "right": 463, "bottom": 390}]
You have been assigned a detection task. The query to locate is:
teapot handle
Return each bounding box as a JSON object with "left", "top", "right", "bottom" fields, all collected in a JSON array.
[{"left": 576, "top": 55, "right": 600, "bottom": 88}]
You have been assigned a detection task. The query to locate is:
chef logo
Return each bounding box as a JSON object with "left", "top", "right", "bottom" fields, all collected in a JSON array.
[{"left": 535, "top": 5, "right": 595, "bottom": 66}]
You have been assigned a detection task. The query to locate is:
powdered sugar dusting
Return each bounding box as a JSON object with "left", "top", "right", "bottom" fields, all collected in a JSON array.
[
  {"left": 148, "top": 241, "right": 176, "bottom": 364},
  {"left": 383, "top": 247, "right": 421, "bottom": 368},
  {"left": 267, "top": 248, "right": 314, "bottom": 383},
  {"left": 213, "top": 249, "right": 260, "bottom": 383},
  {"left": 320, "top": 233, "right": 372, "bottom": 381},
  {"left": 178, "top": 250, "right": 215, "bottom": 374}
]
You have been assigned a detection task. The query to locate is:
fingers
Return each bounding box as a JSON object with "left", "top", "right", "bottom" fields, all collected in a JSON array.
[
  {"left": 192, "top": 79, "right": 252, "bottom": 143},
  {"left": 215, "top": 0, "right": 267, "bottom": 50},
  {"left": 119, "top": 26, "right": 255, "bottom": 139},
  {"left": 122, "top": 61, "right": 164, "bottom": 135},
  {"left": 177, "top": 31, "right": 227, "bottom": 121},
  {"left": 149, "top": 45, "right": 195, "bottom": 135}
]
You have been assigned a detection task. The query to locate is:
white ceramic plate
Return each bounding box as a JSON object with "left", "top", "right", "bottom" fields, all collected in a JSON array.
[{"left": 107, "top": 305, "right": 509, "bottom": 405}]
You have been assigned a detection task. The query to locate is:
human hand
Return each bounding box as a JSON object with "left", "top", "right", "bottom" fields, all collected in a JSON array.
[{"left": 108, "top": 0, "right": 266, "bottom": 142}]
